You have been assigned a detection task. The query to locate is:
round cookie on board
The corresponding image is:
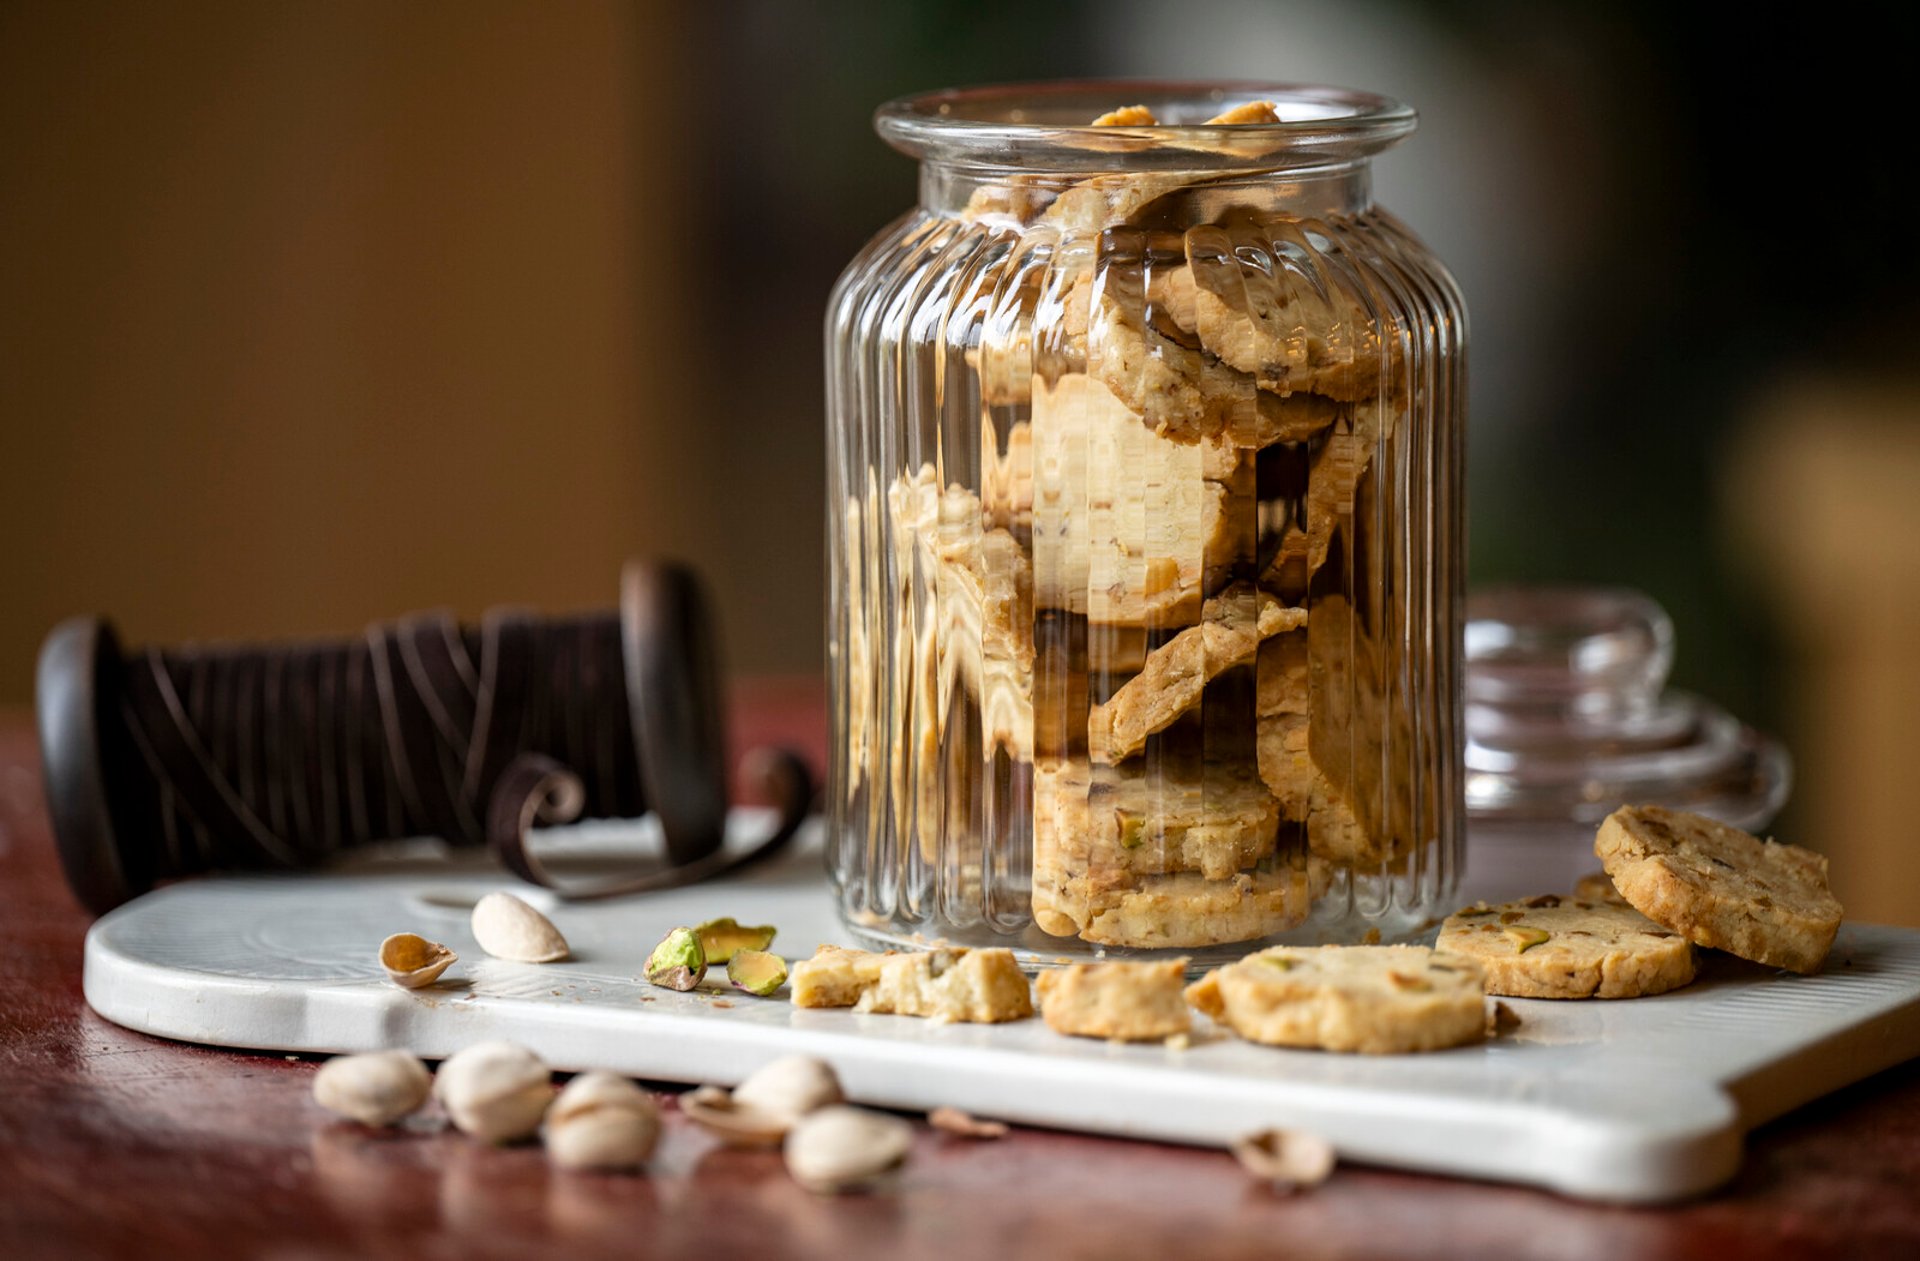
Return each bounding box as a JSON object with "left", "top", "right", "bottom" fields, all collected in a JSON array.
[
  {"left": 1595, "top": 804, "right": 1844, "bottom": 975},
  {"left": 1436, "top": 896, "right": 1697, "bottom": 1000},
  {"left": 1184, "top": 945, "right": 1486, "bottom": 1054}
]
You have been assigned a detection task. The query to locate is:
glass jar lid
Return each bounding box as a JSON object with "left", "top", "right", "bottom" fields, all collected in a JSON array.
[{"left": 1463, "top": 585, "right": 1791, "bottom": 833}]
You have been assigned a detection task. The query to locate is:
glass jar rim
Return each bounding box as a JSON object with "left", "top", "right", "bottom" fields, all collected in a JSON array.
[{"left": 875, "top": 79, "right": 1417, "bottom": 173}]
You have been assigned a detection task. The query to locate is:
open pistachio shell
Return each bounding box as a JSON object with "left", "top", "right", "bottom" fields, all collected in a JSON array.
[
  {"left": 1230, "top": 1128, "right": 1336, "bottom": 1192},
  {"left": 379, "top": 933, "right": 457, "bottom": 989},
  {"left": 435, "top": 1041, "right": 553, "bottom": 1143},
  {"left": 679, "top": 1084, "right": 792, "bottom": 1147},
  {"left": 545, "top": 1072, "right": 660, "bottom": 1170},
  {"left": 783, "top": 1106, "right": 912, "bottom": 1194},
  {"left": 312, "top": 1050, "right": 432, "bottom": 1126},
  {"left": 732, "top": 1056, "right": 845, "bottom": 1121}
]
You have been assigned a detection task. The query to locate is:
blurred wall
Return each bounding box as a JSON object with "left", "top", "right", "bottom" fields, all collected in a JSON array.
[{"left": 0, "top": 1, "right": 708, "bottom": 702}]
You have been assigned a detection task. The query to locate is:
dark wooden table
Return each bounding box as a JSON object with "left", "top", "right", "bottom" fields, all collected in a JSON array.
[{"left": 4, "top": 688, "right": 1918, "bottom": 1260}]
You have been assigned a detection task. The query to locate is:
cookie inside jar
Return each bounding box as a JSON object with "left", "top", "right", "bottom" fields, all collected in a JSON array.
[{"left": 830, "top": 85, "right": 1464, "bottom": 959}]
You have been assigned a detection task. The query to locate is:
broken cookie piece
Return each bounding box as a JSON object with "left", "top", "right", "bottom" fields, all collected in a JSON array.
[
  {"left": 1035, "top": 959, "right": 1192, "bottom": 1041},
  {"left": 790, "top": 945, "right": 1035, "bottom": 1023}
]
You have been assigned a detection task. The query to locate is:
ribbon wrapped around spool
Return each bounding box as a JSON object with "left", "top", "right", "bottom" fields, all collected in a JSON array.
[{"left": 35, "top": 560, "right": 813, "bottom": 914}]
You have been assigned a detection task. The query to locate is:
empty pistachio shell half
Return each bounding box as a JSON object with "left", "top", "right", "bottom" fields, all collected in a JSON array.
[
  {"left": 435, "top": 1041, "right": 553, "bottom": 1143},
  {"left": 679, "top": 1085, "right": 791, "bottom": 1147},
  {"left": 733, "top": 1055, "right": 845, "bottom": 1121},
  {"left": 312, "top": 1050, "right": 432, "bottom": 1126},
  {"left": 783, "top": 1106, "right": 913, "bottom": 1194},
  {"left": 1230, "top": 1128, "right": 1336, "bottom": 1193},
  {"left": 545, "top": 1072, "right": 660, "bottom": 1170},
  {"left": 379, "top": 933, "right": 458, "bottom": 989},
  {"left": 927, "top": 1106, "right": 1008, "bottom": 1140},
  {"left": 726, "top": 949, "right": 788, "bottom": 997},
  {"left": 694, "top": 917, "right": 778, "bottom": 964},
  {"left": 470, "top": 892, "right": 570, "bottom": 963},
  {"left": 645, "top": 927, "right": 707, "bottom": 991}
]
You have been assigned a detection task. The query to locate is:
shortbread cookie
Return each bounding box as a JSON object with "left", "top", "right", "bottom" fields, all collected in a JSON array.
[
  {"left": 1035, "top": 960, "right": 1192, "bottom": 1041},
  {"left": 1090, "top": 588, "right": 1304, "bottom": 762},
  {"left": 1061, "top": 866, "right": 1327, "bottom": 949},
  {"left": 1090, "top": 263, "right": 1341, "bottom": 449},
  {"left": 1033, "top": 757, "right": 1284, "bottom": 885},
  {"left": 790, "top": 946, "right": 1034, "bottom": 1023},
  {"left": 1595, "top": 805, "right": 1844, "bottom": 975},
  {"left": 1436, "top": 896, "right": 1697, "bottom": 999},
  {"left": 1030, "top": 372, "right": 1250, "bottom": 627},
  {"left": 1174, "top": 224, "right": 1385, "bottom": 404},
  {"left": 1185, "top": 945, "right": 1484, "bottom": 1054},
  {"left": 1573, "top": 871, "right": 1630, "bottom": 906}
]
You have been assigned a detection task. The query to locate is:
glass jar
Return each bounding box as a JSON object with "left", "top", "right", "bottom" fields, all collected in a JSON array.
[
  {"left": 1461, "top": 584, "right": 1792, "bottom": 902},
  {"left": 825, "top": 82, "right": 1466, "bottom": 962}
]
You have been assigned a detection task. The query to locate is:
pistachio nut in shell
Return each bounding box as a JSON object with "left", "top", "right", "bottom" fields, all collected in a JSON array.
[
  {"left": 312, "top": 1050, "right": 432, "bottom": 1126},
  {"left": 726, "top": 949, "right": 788, "bottom": 997},
  {"left": 783, "top": 1106, "right": 913, "bottom": 1194},
  {"left": 435, "top": 1041, "right": 553, "bottom": 1143},
  {"left": 1230, "top": 1128, "right": 1336, "bottom": 1192},
  {"left": 732, "top": 1055, "right": 845, "bottom": 1122},
  {"left": 379, "top": 933, "right": 458, "bottom": 989},
  {"left": 545, "top": 1072, "right": 660, "bottom": 1170},
  {"left": 470, "top": 892, "right": 570, "bottom": 963},
  {"left": 693, "top": 917, "right": 778, "bottom": 963},
  {"left": 645, "top": 927, "right": 707, "bottom": 991}
]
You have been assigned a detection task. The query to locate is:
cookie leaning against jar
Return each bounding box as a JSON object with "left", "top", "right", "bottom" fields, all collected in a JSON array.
[{"left": 1595, "top": 805, "right": 1844, "bottom": 974}]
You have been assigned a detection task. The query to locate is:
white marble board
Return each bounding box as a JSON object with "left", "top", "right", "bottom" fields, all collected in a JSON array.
[{"left": 83, "top": 816, "right": 1920, "bottom": 1204}]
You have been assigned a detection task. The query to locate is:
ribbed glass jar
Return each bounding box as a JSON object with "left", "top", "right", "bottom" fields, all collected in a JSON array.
[{"left": 826, "top": 82, "right": 1466, "bottom": 963}]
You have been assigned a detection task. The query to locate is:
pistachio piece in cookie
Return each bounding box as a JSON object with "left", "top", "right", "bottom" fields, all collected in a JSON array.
[
  {"left": 1595, "top": 805, "right": 1844, "bottom": 974},
  {"left": 1436, "top": 897, "right": 1696, "bottom": 999},
  {"left": 1184, "top": 945, "right": 1485, "bottom": 1054},
  {"left": 1035, "top": 960, "right": 1191, "bottom": 1042}
]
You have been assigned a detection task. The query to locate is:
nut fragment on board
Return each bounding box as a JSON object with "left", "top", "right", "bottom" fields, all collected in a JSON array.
[
  {"left": 470, "top": 892, "right": 570, "bottom": 964},
  {"left": 727, "top": 949, "right": 789, "bottom": 997},
  {"left": 545, "top": 1071, "right": 660, "bottom": 1171},
  {"left": 927, "top": 1107, "right": 1008, "bottom": 1140},
  {"left": 378, "top": 933, "right": 457, "bottom": 989},
  {"left": 435, "top": 1041, "right": 553, "bottom": 1143},
  {"left": 312, "top": 1050, "right": 432, "bottom": 1126},
  {"left": 694, "top": 917, "right": 778, "bottom": 964},
  {"left": 1230, "top": 1128, "right": 1336, "bottom": 1193},
  {"left": 784, "top": 1106, "right": 914, "bottom": 1194},
  {"left": 645, "top": 927, "right": 708, "bottom": 991}
]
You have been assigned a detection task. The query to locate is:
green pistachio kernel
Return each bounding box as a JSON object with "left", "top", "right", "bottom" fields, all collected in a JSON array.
[
  {"left": 646, "top": 927, "right": 708, "bottom": 991},
  {"left": 694, "top": 917, "right": 778, "bottom": 964}
]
